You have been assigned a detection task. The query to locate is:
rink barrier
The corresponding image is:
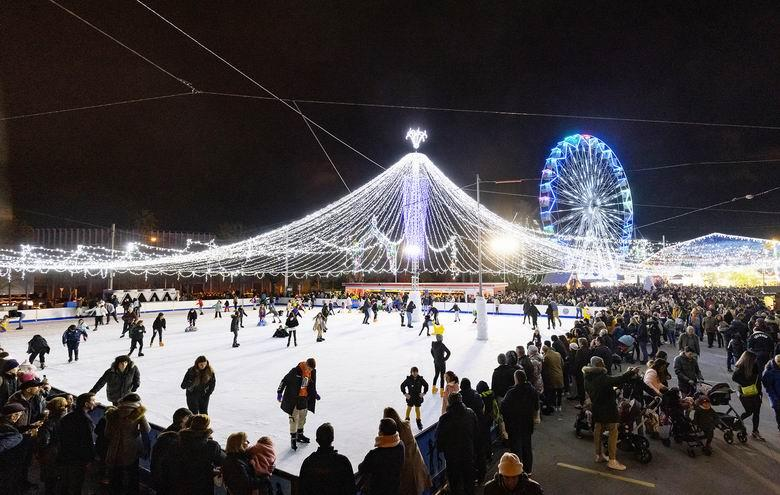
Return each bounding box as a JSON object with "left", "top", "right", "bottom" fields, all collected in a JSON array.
[{"left": 9, "top": 299, "right": 605, "bottom": 325}]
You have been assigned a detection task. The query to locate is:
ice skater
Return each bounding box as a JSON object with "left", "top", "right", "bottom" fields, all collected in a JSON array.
[
  {"left": 230, "top": 313, "right": 240, "bottom": 348},
  {"left": 27, "top": 334, "right": 50, "bottom": 369},
  {"left": 214, "top": 300, "right": 223, "bottom": 318},
  {"left": 236, "top": 306, "right": 248, "bottom": 328},
  {"left": 400, "top": 302, "right": 407, "bottom": 327},
  {"left": 400, "top": 366, "right": 429, "bottom": 430},
  {"left": 430, "top": 334, "right": 451, "bottom": 395},
  {"left": 197, "top": 297, "right": 204, "bottom": 315},
  {"left": 419, "top": 311, "right": 432, "bottom": 337},
  {"left": 105, "top": 301, "right": 119, "bottom": 324},
  {"left": 121, "top": 312, "right": 134, "bottom": 338},
  {"left": 151, "top": 313, "right": 166, "bottom": 347},
  {"left": 62, "top": 323, "right": 88, "bottom": 362},
  {"left": 258, "top": 304, "right": 267, "bottom": 326},
  {"left": 452, "top": 302, "right": 461, "bottom": 322},
  {"left": 181, "top": 355, "right": 216, "bottom": 414},
  {"left": 313, "top": 312, "right": 327, "bottom": 342},
  {"left": 286, "top": 307, "right": 301, "bottom": 347},
  {"left": 406, "top": 300, "right": 416, "bottom": 329},
  {"left": 128, "top": 319, "right": 146, "bottom": 357},
  {"left": 187, "top": 308, "right": 198, "bottom": 330},
  {"left": 277, "top": 358, "right": 319, "bottom": 450},
  {"left": 429, "top": 306, "right": 440, "bottom": 325},
  {"left": 361, "top": 299, "right": 371, "bottom": 325},
  {"left": 224, "top": 300, "right": 231, "bottom": 314},
  {"left": 269, "top": 303, "right": 281, "bottom": 324}
]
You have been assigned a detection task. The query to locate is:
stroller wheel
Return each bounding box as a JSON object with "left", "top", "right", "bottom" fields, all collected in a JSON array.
[
  {"left": 737, "top": 431, "right": 748, "bottom": 444},
  {"left": 687, "top": 447, "right": 696, "bottom": 458},
  {"left": 575, "top": 427, "right": 584, "bottom": 439},
  {"left": 635, "top": 448, "right": 652, "bottom": 464},
  {"left": 637, "top": 436, "right": 650, "bottom": 449},
  {"left": 661, "top": 438, "right": 671, "bottom": 447},
  {"left": 723, "top": 431, "right": 734, "bottom": 445}
]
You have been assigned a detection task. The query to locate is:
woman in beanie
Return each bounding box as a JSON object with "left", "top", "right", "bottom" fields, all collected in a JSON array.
[
  {"left": 181, "top": 356, "right": 216, "bottom": 415},
  {"left": 483, "top": 453, "right": 543, "bottom": 494},
  {"left": 357, "top": 417, "right": 405, "bottom": 495}
]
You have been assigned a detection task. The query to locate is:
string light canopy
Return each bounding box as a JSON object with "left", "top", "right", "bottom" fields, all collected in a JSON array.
[{"left": 0, "top": 132, "right": 775, "bottom": 282}]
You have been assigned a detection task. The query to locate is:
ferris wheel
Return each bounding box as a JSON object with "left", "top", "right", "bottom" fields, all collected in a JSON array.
[{"left": 538, "top": 134, "right": 634, "bottom": 274}]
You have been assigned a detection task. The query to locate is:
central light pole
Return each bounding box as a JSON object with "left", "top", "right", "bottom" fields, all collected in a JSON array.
[{"left": 476, "top": 174, "right": 488, "bottom": 340}]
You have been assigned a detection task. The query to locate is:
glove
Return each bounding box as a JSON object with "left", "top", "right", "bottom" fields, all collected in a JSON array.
[
  {"left": 405, "top": 394, "right": 411, "bottom": 400},
  {"left": 316, "top": 394, "right": 321, "bottom": 400},
  {"left": 277, "top": 393, "right": 283, "bottom": 402}
]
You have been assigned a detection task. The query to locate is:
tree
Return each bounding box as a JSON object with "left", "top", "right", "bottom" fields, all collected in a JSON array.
[{"left": 131, "top": 209, "right": 159, "bottom": 233}]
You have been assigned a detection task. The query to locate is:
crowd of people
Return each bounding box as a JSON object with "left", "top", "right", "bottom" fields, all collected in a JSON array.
[{"left": 1, "top": 284, "right": 779, "bottom": 494}]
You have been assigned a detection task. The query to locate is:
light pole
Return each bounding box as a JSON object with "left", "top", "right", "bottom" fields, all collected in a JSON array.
[{"left": 476, "top": 174, "right": 488, "bottom": 340}]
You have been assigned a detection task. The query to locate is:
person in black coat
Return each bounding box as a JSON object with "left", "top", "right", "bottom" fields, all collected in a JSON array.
[
  {"left": 90, "top": 355, "right": 140, "bottom": 406},
  {"left": 591, "top": 338, "right": 613, "bottom": 375},
  {"left": 357, "top": 418, "right": 405, "bottom": 495},
  {"left": 500, "top": 370, "right": 539, "bottom": 474},
  {"left": 285, "top": 309, "right": 301, "bottom": 347},
  {"left": 491, "top": 354, "right": 516, "bottom": 399},
  {"left": 299, "top": 422, "right": 357, "bottom": 495},
  {"left": 400, "top": 367, "right": 429, "bottom": 430},
  {"left": 151, "top": 408, "right": 193, "bottom": 495},
  {"left": 62, "top": 325, "right": 88, "bottom": 362},
  {"left": 128, "top": 319, "right": 146, "bottom": 357},
  {"left": 430, "top": 335, "right": 451, "bottom": 393},
  {"left": 181, "top": 356, "right": 216, "bottom": 415},
  {"left": 173, "top": 414, "right": 226, "bottom": 495},
  {"left": 186, "top": 308, "right": 198, "bottom": 329},
  {"left": 460, "top": 378, "right": 487, "bottom": 481},
  {"left": 151, "top": 313, "right": 166, "bottom": 347},
  {"left": 27, "top": 335, "right": 50, "bottom": 369},
  {"left": 57, "top": 393, "right": 97, "bottom": 495},
  {"left": 0, "top": 403, "right": 35, "bottom": 493},
  {"left": 0, "top": 359, "right": 20, "bottom": 408},
  {"left": 277, "top": 358, "right": 319, "bottom": 450},
  {"left": 436, "top": 392, "right": 479, "bottom": 495}
]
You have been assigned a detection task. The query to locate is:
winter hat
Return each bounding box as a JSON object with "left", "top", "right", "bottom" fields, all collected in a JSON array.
[
  {"left": 498, "top": 452, "right": 524, "bottom": 477},
  {"left": 20, "top": 372, "right": 36, "bottom": 383},
  {"left": 589, "top": 356, "right": 605, "bottom": 368},
  {"left": 1, "top": 403, "right": 24, "bottom": 416},
  {"left": 188, "top": 414, "right": 212, "bottom": 433},
  {"left": 2, "top": 359, "right": 19, "bottom": 373},
  {"left": 475, "top": 380, "right": 489, "bottom": 394},
  {"left": 20, "top": 378, "right": 43, "bottom": 390},
  {"left": 569, "top": 343, "right": 580, "bottom": 351}
]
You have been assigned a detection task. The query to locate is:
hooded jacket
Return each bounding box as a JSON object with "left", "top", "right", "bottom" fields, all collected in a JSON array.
[
  {"left": 90, "top": 360, "right": 141, "bottom": 404},
  {"left": 174, "top": 428, "right": 226, "bottom": 495},
  {"left": 104, "top": 401, "right": 151, "bottom": 466},
  {"left": 762, "top": 359, "right": 780, "bottom": 409},
  {"left": 583, "top": 366, "right": 635, "bottom": 424}
]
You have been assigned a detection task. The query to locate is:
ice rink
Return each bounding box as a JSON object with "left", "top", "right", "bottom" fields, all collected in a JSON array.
[{"left": 0, "top": 306, "right": 562, "bottom": 475}]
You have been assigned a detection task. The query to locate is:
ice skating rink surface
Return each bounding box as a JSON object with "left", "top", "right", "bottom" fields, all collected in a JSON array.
[{"left": 0, "top": 307, "right": 560, "bottom": 474}]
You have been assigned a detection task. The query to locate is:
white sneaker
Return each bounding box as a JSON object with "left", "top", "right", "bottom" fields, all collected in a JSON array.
[
  {"left": 595, "top": 454, "right": 609, "bottom": 463},
  {"left": 607, "top": 460, "right": 626, "bottom": 471}
]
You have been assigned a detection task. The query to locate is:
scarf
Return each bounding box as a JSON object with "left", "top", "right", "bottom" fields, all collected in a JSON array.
[{"left": 374, "top": 432, "right": 401, "bottom": 448}]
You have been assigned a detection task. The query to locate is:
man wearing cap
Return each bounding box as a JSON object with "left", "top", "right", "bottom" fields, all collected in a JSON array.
[
  {"left": 583, "top": 356, "right": 639, "bottom": 471},
  {"left": 299, "top": 422, "right": 356, "bottom": 495},
  {"left": 483, "top": 452, "right": 544, "bottom": 495},
  {"left": 436, "top": 392, "right": 479, "bottom": 495},
  {"left": 0, "top": 402, "right": 37, "bottom": 492},
  {"left": 0, "top": 359, "right": 20, "bottom": 407},
  {"left": 674, "top": 347, "right": 703, "bottom": 397},
  {"left": 7, "top": 378, "right": 47, "bottom": 432}
]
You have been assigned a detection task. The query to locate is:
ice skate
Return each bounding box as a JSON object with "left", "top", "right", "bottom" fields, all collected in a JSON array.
[{"left": 297, "top": 430, "right": 310, "bottom": 443}]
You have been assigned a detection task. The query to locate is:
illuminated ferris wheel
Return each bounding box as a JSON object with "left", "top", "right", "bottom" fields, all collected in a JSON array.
[{"left": 539, "top": 134, "right": 634, "bottom": 275}]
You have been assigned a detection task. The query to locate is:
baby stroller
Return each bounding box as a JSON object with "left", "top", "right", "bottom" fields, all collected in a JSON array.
[
  {"left": 659, "top": 388, "right": 706, "bottom": 457},
  {"left": 701, "top": 382, "right": 748, "bottom": 444},
  {"left": 612, "top": 398, "right": 653, "bottom": 463},
  {"left": 574, "top": 400, "right": 593, "bottom": 439}
]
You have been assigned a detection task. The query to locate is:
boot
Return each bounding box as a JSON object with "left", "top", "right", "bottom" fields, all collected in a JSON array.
[
  {"left": 160, "top": 341, "right": 165, "bottom": 347},
  {"left": 432, "top": 386, "right": 439, "bottom": 395},
  {"left": 416, "top": 418, "right": 423, "bottom": 430},
  {"left": 290, "top": 433, "right": 297, "bottom": 451},
  {"left": 297, "top": 430, "right": 311, "bottom": 443}
]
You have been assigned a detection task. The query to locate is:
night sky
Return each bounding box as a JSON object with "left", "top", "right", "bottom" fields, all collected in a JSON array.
[{"left": 1, "top": 2, "right": 778, "bottom": 242}]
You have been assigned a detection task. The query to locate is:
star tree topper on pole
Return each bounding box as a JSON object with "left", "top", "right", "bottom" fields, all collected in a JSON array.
[{"left": 406, "top": 128, "right": 428, "bottom": 150}]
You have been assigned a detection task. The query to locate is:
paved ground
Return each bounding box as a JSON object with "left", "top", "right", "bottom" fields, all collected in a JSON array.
[{"left": 475, "top": 339, "right": 780, "bottom": 495}]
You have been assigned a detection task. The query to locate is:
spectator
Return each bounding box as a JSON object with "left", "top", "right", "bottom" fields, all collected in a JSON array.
[
  {"left": 0, "top": 402, "right": 36, "bottom": 492},
  {"left": 475, "top": 380, "right": 498, "bottom": 463},
  {"left": 541, "top": 345, "right": 564, "bottom": 412},
  {"left": 441, "top": 371, "right": 460, "bottom": 415},
  {"left": 151, "top": 409, "right": 192, "bottom": 495},
  {"left": 483, "top": 453, "right": 544, "bottom": 495},
  {"left": 500, "top": 370, "right": 539, "bottom": 475},
  {"left": 57, "top": 393, "right": 97, "bottom": 495},
  {"left": 678, "top": 326, "right": 701, "bottom": 356},
  {"left": 491, "top": 354, "right": 515, "bottom": 399},
  {"left": 573, "top": 338, "right": 591, "bottom": 404},
  {"left": 174, "top": 414, "right": 226, "bottom": 495},
  {"left": 761, "top": 354, "right": 780, "bottom": 434},
  {"left": 222, "top": 432, "right": 272, "bottom": 495},
  {"left": 357, "top": 418, "right": 405, "bottom": 495},
  {"left": 583, "top": 356, "right": 638, "bottom": 471},
  {"left": 7, "top": 378, "right": 46, "bottom": 432},
  {"left": 674, "top": 347, "right": 702, "bottom": 397},
  {"left": 37, "top": 397, "right": 68, "bottom": 494},
  {"left": 643, "top": 359, "right": 669, "bottom": 396},
  {"left": 732, "top": 351, "right": 765, "bottom": 441},
  {"left": 104, "top": 392, "right": 151, "bottom": 494},
  {"left": 383, "top": 407, "right": 431, "bottom": 495},
  {"left": 436, "top": 392, "right": 479, "bottom": 495},
  {"left": 299, "top": 422, "right": 356, "bottom": 495},
  {"left": 0, "top": 359, "right": 20, "bottom": 407},
  {"left": 460, "top": 378, "right": 487, "bottom": 480},
  {"left": 90, "top": 355, "right": 141, "bottom": 406}
]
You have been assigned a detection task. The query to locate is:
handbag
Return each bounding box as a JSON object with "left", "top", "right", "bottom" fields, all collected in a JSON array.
[{"left": 740, "top": 384, "right": 759, "bottom": 397}]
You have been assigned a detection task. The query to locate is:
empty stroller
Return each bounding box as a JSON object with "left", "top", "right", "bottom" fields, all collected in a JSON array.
[
  {"left": 702, "top": 382, "right": 748, "bottom": 444},
  {"left": 659, "top": 387, "right": 707, "bottom": 457}
]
